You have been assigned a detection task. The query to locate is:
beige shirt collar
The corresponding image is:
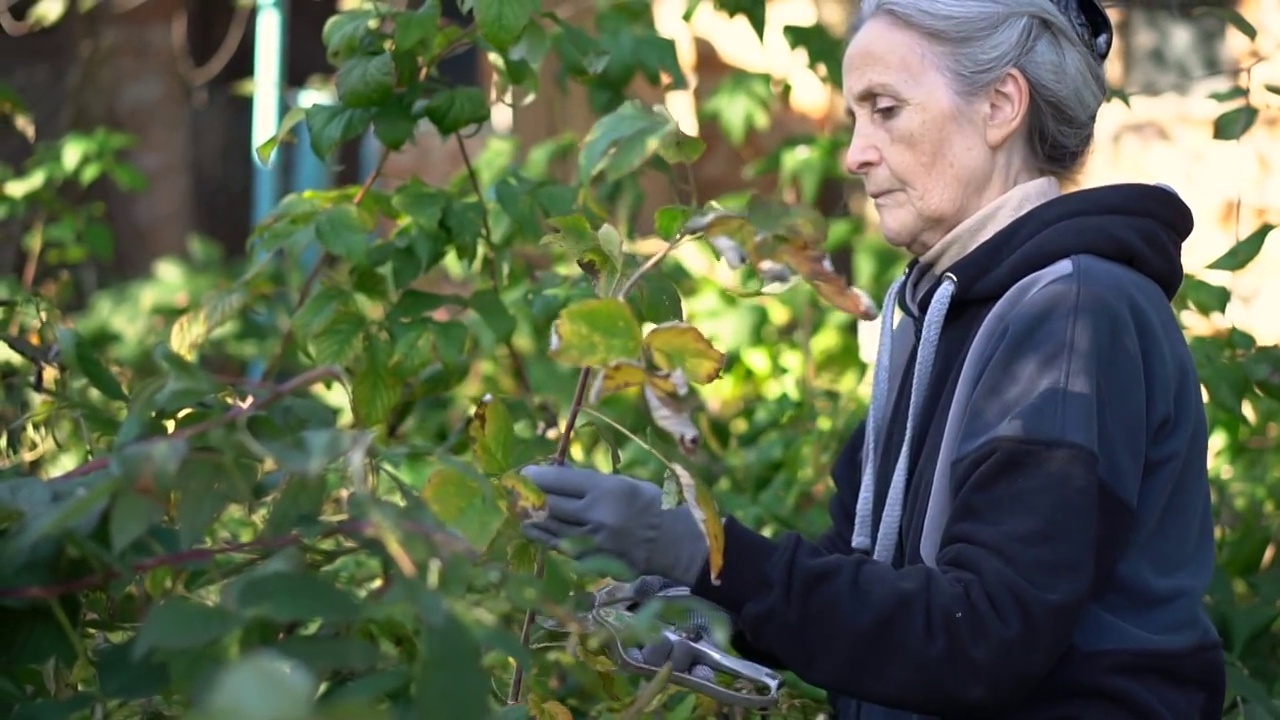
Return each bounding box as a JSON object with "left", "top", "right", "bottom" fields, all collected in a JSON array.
[{"left": 918, "top": 176, "right": 1062, "bottom": 274}]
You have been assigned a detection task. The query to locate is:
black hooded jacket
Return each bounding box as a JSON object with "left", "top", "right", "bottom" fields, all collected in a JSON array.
[{"left": 689, "top": 183, "right": 1226, "bottom": 719}]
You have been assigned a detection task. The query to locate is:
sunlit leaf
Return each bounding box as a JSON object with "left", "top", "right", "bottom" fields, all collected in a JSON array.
[
  {"left": 588, "top": 359, "right": 648, "bottom": 404},
  {"left": 579, "top": 100, "right": 678, "bottom": 183},
  {"left": 548, "top": 298, "right": 643, "bottom": 367},
  {"left": 469, "top": 394, "right": 515, "bottom": 475},
  {"left": 1207, "top": 223, "right": 1274, "bottom": 272},
  {"left": 423, "top": 467, "right": 506, "bottom": 551},
  {"left": 643, "top": 322, "right": 725, "bottom": 384},
  {"left": 498, "top": 470, "right": 547, "bottom": 522},
  {"left": 169, "top": 287, "right": 249, "bottom": 362},
  {"left": 670, "top": 463, "right": 724, "bottom": 585}
]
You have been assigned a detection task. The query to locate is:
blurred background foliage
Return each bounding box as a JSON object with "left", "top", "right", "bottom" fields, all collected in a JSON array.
[{"left": 0, "top": 0, "right": 1279, "bottom": 718}]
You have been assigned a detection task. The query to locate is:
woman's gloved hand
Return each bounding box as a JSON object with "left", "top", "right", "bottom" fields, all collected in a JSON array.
[
  {"left": 518, "top": 463, "right": 709, "bottom": 587},
  {"left": 621, "top": 576, "right": 729, "bottom": 682}
]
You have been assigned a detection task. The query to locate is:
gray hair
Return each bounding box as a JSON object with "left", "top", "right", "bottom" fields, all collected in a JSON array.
[{"left": 852, "top": 0, "right": 1107, "bottom": 179}]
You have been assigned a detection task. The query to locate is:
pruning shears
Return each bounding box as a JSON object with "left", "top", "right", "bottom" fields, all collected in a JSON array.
[{"left": 536, "top": 581, "right": 784, "bottom": 709}]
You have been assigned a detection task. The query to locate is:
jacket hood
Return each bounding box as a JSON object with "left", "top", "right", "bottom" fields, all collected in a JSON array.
[{"left": 905, "top": 182, "right": 1194, "bottom": 313}]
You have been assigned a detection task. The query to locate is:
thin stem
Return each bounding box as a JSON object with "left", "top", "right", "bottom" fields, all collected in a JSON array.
[
  {"left": 49, "top": 365, "right": 344, "bottom": 483},
  {"left": 506, "top": 365, "right": 593, "bottom": 705},
  {"left": 0, "top": 517, "right": 473, "bottom": 601},
  {"left": 455, "top": 132, "right": 534, "bottom": 396},
  {"left": 615, "top": 234, "right": 690, "bottom": 300}
]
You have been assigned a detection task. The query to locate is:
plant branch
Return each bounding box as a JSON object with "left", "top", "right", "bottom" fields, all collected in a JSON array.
[
  {"left": 454, "top": 132, "right": 534, "bottom": 396},
  {"left": 263, "top": 148, "right": 391, "bottom": 380},
  {"left": 507, "top": 365, "right": 594, "bottom": 705},
  {"left": 616, "top": 234, "right": 690, "bottom": 299},
  {"left": 48, "top": 365, "right": 344, "bottom": 483},
  {"left": 0, "top": 517, "right": 474, "bottom": 601}
]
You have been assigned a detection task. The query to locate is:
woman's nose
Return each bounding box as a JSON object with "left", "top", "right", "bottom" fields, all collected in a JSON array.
[{"left": 844, "top": 132, "right": 879, "bottom": 176}]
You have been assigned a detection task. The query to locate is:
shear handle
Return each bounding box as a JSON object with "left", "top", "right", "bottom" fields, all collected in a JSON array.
[{"left": 606, "top": 626, "right": 783, "bottom": 709}]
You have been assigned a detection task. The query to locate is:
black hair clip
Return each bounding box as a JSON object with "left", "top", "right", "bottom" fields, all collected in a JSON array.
[{"left": 1055, "top": 0, "right": 1114, "bottom": 63}]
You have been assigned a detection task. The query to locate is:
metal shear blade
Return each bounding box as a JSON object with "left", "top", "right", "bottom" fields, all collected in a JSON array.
[{"left": 539, "top": 583, "right": 783, "bottom": 709}]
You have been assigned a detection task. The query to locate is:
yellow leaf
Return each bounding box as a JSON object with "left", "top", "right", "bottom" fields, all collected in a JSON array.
[
  {"left": 588, "top": 359, "right": 648, "bottom": 404},
  {"left": 671, "top": 463, "right": 725, "bottom": 585},
  {"left": 642, "top": 322, "right": 726, "bottom": 384},
  {"left": 535, "top": 700, "right": 574, "bottom": 720},
  {"left": 169, "top": 287, "right": 249, "bottom": 361},
  {"left": 498, "top": 470, "right": 547, "bottom": 522},
  {"left": 643, "top": 382, "right": 699, "bottom": 455},
  {"left": 469, "top": 394, "right": 514, "bottom": 475}
]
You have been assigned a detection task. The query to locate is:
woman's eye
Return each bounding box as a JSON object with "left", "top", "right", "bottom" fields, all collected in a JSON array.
[{"left": 873, "top": 105, "right": 899, "bottom": 119}]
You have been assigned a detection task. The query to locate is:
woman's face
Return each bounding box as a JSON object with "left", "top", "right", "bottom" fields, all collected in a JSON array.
[{"left": 841, "top": 16, "right": 1028, "bottom": 255}]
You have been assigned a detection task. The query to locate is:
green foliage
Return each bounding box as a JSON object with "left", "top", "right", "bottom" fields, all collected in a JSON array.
[{"left": 0, "top": 2, "right": 1278, "bottom": 719}]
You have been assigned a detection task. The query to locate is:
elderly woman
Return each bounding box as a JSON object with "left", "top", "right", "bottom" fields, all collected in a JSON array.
[{"left": 519, "top": 0, "right": 1226, "bottom": 717}]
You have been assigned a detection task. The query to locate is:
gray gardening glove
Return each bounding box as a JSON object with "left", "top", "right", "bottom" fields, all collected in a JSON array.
[
  {"left": 621, "top": 576, "right": 727, "bottom": 682},
  {"left": 519, "top": 464, "right": 709, "bottom": 587}
]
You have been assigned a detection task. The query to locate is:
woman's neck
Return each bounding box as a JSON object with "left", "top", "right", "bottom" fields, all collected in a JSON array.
[{"left": 919, "top": 176, "right": 1062, "bottom": 274}]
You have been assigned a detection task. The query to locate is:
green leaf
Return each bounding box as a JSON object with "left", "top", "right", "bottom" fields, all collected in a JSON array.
[
  {"left": 422, "top": 86, "right": 491, "bottom": 135},
  {"left": 1193, "top": 6, "right": 1257, "bottom": 41},
  {"left": 353, "top": 339, "right": 400, "bottom": 426},
  {"left": 1177, "top": 276, "right": 1230, "bottom": 315},
  {"left": 306, "top": 104, "right": 373, "bottom": 158},
  {"left": 373, "top": 99, "right": 418, "bottom": 149},
  {"left": 233, "top": 572, "right": 361, "bottom": 623},
  {"left": 1213, "top": 105, "right": 1259, "bottom": 140},
  {"left": 56, "top": 327, "right": 127, "bottom": 402},
  {"left": 628, "top": 272, "right": 684, "bottom": 324},
  {"left": 322, "top": 10, "right": 378, "bottom": 64},
  {"left": 133, "top": 597, "right": 241, "bottom": 657},
  {"left": 549, "top": 297, "right": 644, "bottom": 367},
  {"left": 422, "top": 467, "right": 506, "bottom": 551},
  {"left": 715, "top": 0, "right": 766, "bottom": 41},
  {"left": 315, "top": 204, "right": 373, "bottom": 263},
  {"left": 108, "top": 488, "right": 164, "bottom": 553},
  {"left": 256, "top": 106, "right": 308, "bottom": 165},
  {"left": 111, "top": 436, "right": 189, "bottom": 494},
  {"left": 782, "top": 23, "right": 845, "bottom": 86},
  {"left": 474, "top": 0, "right": 539, "bottom": 51},
  {"left": 394, "top": 1, "right": 441, "bottom": 52},
  {"left": 199, "top": 649, "right": 319, "bottom": 720},
  {"left": 336, "top": 52, "right": 396, "bottom": 107},
  {"left": 469, "top": 289, "right": 517, "bottom": 343},
  {"left": 469, "top": 395, "right": 515, "bottom": 475},
  {"left": 309, "top": 308, "right": 367, "bottom": 366},
  {"left": 393, "top": 179, "right": 447, "bottom": 228},
  {"left": 578, "top": 99, "right": 677, "bottom": 182},
  {"left": 1207, "top": 224, "right": 1275, "bottom": 272},
  {"left": 654, "top": 205, "right": 694, "bottom": 241},
  {"left": 540, "top": 214, "right": 598, "bottom": 257},
  {"left": 699, "top": 71, "right": 774, "bottom": 146}
]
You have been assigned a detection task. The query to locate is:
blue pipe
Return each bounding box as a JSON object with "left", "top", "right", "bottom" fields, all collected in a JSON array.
[
  {"left": 248, "top": 0, "right": 288, "bottom": 381},
  {"left": 250, "top": 0, "right": 288, "bottom": 228}
]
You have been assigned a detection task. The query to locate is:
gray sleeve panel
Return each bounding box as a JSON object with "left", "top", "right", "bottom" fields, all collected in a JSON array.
[{"left": 921, "top": 256, "right": 1150, "bottom": 566}]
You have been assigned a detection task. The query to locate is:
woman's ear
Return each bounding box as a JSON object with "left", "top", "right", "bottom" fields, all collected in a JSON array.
[{"left": 985, "top": 68, "right": 1031, "bottom": 149}]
